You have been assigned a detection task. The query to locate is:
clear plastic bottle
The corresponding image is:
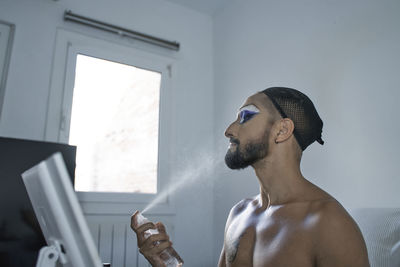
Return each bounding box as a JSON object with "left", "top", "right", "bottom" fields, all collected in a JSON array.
[{"left": 135, "top": 212, "right": 184, "bottom": 267}]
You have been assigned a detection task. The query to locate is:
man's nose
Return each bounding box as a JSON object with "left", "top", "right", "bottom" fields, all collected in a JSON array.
[{"left": 224, "top": 121, "right": 237, "bottom": 138}]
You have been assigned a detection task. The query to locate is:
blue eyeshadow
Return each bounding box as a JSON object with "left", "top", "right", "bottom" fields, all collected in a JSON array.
[{"left": 239, "top": 110, "right": 258, "bottom": 124}]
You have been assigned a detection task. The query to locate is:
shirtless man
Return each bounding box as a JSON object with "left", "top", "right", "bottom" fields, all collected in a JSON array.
[{"left": 131, "top": 87, "right": 370, "bottom": 267}]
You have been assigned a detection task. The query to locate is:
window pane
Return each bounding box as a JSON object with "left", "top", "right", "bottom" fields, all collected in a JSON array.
[{"left": 69, "top": 54, "right": 161, "bottom": 194}]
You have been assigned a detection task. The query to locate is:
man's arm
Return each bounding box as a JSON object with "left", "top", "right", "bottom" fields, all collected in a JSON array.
[{"left": 315, "top": 202, "right": 370, "bottom": 267}]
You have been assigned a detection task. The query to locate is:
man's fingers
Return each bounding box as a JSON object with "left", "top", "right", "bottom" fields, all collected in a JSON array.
[
  {"left": 141, "top": 233, "right": 170, "bottom": 249},
  {"left": 130, "top": 213, "right": 176, "bottom": 267},
  {"left": 156, "top": 222, "right": 167, "bottom": 234},
  {"left": 136, "top": 222, "right": 156, "bottom": 234},
  {"left": 152, "top": 241, "right": 173, "bottom": 254},
  {"left": 134, "top": 222, "right": 157, "bottom": 246},
  {"left": 140, "top": 241, "right": 172, "bottom": 256}
]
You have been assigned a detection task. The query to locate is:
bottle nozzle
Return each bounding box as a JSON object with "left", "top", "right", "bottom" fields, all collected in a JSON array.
[{"left": 135, "top": 211, "right": 150, "bottom": 227}]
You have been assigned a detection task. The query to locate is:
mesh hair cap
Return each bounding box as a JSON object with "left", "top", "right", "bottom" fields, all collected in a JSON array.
[{"left": 262, "top": 87, "right": 324, "bottom": 151}]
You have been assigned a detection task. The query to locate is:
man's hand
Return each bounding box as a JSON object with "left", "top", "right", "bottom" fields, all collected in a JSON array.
[{"left": 130, "top": 211, "right": 173, "bottom": 267}]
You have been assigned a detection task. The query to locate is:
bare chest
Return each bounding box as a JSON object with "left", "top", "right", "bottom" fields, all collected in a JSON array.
[{"left": 224, "top": 213, "right": 314, "bottom": 267}]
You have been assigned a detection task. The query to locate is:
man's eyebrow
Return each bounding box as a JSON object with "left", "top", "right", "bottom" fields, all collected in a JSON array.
[{"left": 239, "top": 104, "right": 260, "bottom": 112}]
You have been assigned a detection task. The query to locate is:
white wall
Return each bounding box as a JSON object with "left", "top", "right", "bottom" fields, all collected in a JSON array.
[
  {"left": 0, "top": 0, "right": 215, "bottom": 266},
  {"left": 213, "top": 0, "right": 400, "bottom": 263}
]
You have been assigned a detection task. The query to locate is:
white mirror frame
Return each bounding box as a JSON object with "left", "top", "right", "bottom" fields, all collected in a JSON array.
[{"left": 0, "top": 21, "right": 14, "bottom": 121}]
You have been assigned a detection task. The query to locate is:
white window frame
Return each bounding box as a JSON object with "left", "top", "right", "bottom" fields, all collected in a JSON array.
[
  {"left": 45, "top": 29, "right": 177, "bottom": 214},
  {"left": 0, "top": 21, "right": 14, "bottom": 121}
]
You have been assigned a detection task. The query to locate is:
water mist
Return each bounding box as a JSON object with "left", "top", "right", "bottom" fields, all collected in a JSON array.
[{"left": 142, "top": 150, "right": 224, "bottom": 214}]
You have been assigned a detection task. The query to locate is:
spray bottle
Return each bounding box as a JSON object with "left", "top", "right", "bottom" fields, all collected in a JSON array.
[{"left": 135, "top": 212, "right": 184, "bottom": 267}]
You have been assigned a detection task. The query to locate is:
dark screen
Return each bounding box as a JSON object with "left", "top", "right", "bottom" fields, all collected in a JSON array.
[{"left": 0, "top": 137, "right": 76, "bottom": 266}]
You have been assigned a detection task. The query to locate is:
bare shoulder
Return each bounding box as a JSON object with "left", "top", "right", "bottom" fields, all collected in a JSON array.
[
  {"left": 313, "top": 199, "right": 362, "bottom": 238},
  {"left": 312, "top": 200, "right": 370, "bottom": 267},
  {"left": 224, "top": 196, "right": 256, "bottom": 228},
  {"left": 232, "top": 197, "right": 255, "bottom": 214},
  {"left": 228, "top": 197, "right": 253, "bottom": 217}
]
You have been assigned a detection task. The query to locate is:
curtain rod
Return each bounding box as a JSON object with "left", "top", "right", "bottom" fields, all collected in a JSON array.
[{"left": 64, "top": 10, "right": 180, "bottom": 51}]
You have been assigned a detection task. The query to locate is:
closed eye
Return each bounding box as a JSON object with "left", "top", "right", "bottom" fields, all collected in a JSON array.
[{"left": 239, "top": 110, "right": 258, "bottom": 124}]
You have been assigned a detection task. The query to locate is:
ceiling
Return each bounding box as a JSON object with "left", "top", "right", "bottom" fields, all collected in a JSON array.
[{"left": 163, "top": 0, "right": 230, "bottom": 15}]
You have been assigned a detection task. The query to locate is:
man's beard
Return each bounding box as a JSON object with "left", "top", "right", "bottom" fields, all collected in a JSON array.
[{"left": 225, "top": 136, "right": 269, "bottom": 170}]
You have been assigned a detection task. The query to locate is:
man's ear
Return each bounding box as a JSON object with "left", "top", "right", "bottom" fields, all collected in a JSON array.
[{"left": 275, "top": 118, "right": 295, "bottom": 143}]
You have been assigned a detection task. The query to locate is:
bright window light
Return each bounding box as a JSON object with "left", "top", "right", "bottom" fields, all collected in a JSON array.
[{"left": 69, "top": 54, "right": 161, "bottom": 194}]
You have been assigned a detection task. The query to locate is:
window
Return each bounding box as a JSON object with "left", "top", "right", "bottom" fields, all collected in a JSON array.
[
  {"left": 46, "top": 29, "right": 175, "bottom": 208},
  {"left": 70, "top": 54, "right": 161, "bottom": 194}
]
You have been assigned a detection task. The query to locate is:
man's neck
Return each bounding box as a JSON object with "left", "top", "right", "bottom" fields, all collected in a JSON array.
[{"left": 253, "top": 152, "right": 305, "bottom": 209}]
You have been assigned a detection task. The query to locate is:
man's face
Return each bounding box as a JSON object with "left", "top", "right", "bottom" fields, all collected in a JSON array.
[
  {"left": 224, "top": 128, "right": 270, "bottom": 169},
  {"left": 224, "top": 93, "right": 277, "bottom": 169}
]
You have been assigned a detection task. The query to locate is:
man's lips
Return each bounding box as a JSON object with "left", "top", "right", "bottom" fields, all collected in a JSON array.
[
  {"left": 229, "top": 138, "right": 240, "bottom": 148},
  {"left": 230, "top": 138, "right": 240, "bottom": 145}
]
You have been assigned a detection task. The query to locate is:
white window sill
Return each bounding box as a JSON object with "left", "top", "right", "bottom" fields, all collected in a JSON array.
[{"left": 77, "top": 191, "right": 175, "bottom": 215}]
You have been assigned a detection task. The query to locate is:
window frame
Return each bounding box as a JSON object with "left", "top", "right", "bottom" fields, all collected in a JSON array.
[{"left": 45, "top": 29, "right": 177, "bottom": 212}]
